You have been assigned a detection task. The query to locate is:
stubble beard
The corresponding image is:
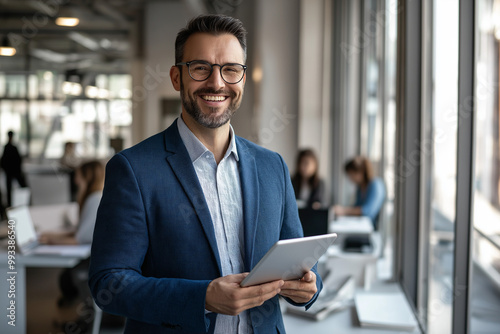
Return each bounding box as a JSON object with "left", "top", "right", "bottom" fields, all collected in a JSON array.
[{"left": 180, "top": 77, "right": 242, "bottom": 129}]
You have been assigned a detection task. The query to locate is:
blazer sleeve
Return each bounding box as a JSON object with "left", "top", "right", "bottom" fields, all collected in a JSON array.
[
  {"left": 88, "top": 153, "right": 212, "bottom": 332},
  {"left": 277, "top": 154, "right": 323, "bottom": 310}
]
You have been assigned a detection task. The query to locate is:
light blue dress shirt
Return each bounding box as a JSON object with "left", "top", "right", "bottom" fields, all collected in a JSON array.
[{"left": 177, "top": 116, "right": 252, "bottom": 333}]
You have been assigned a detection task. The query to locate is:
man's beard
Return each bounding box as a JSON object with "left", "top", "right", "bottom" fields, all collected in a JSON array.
[{"left": 180, "top": 78, "right": 241, "bottom": 129}]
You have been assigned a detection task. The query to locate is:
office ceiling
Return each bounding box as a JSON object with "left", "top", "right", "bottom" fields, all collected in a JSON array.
[
  {"left": 0, "top": 0, "right": 177, "bottom": 74},
  {"left": 0, "top": 0, "right": 243, "bottom": 75}
]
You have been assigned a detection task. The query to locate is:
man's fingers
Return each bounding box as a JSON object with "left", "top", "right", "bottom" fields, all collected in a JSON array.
[
  {"left": 226, "top": 273, "right": 249, "bottom": 283},
  {"left": 282, "top": 280, "right": 310, "bottom": 291},
  {"left": 206, "top": 276, "right": 286, "bottom": 315},
  {"left": 302, "top": 272, "right": 314, "bottom": 282},
  {"left": 239, "top": 285, "right": 282, "bottom": 309},
  {"left": 240, "top": 280, "right": 284, "bottom": 300},
  {"left": 279, "top": 289, "right": 312, "bottom": 299},
  {"left": 280, "top": 272, "right": 317, "bottom": 303}
]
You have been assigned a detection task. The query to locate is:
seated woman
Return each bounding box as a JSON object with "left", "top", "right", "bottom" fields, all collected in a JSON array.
[
  {"left": 40, "top": 160, "right": 104, "bottom": 245},
  {"left": 40, "top": 160, "right": 104, "bottom": 312},
  {"left": 333, "top": 156, "right": 385, "bottom": 230},
  {"left": 292, "top": 149, "right": 325, "bottom": 209}
]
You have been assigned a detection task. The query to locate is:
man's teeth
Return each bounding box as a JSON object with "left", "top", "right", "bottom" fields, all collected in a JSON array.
[{"left": 201, "top": 95, "right": 226, "bottom": 102}]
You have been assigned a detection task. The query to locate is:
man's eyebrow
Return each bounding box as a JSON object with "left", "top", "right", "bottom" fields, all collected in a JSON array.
[{"left": 189, "top": 59, "right": 245, "bottom": 65}]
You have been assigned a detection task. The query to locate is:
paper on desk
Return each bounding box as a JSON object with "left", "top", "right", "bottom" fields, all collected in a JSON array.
[
  {"left": 33, "top": 244, "right": 91, "bottom": 257},
  {"left": 330, "top": 216, "right": 374, "bottom": 234},
  {"left": 355, "top": 293, "right": 418, "bottom": 331}
]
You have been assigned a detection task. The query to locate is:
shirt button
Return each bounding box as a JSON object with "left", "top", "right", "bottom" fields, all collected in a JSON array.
[{"left": 205, "top": 155, "right": 210, "bottom": 159}]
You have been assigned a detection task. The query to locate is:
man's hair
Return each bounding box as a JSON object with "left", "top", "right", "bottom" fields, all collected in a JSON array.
[{"left": 175, "top": 14, "right": 247, "bottom": 64}]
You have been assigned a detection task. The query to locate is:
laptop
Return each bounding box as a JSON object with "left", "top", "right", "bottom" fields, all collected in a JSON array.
[
  {"left": 298, "top": 208, "right": 330, "bottom": 237},
  {"left": 6, "top": 206, "right": 91, "bottom": 257}
]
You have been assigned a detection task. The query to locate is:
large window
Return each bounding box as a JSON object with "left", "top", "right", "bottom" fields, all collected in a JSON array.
[
  {"left": 0, "top": 72, "right": 132, "bottom": 160},
  {"left": 358, "top": 0, "right": 398, "bottom": 279},
  {"left": 414, "top": 1, "right": 500, "bottom": 332},
  {"left": 470, "top": 0, "right": 500, "bottom": 332},
  {"left": 422, "top": 1, "right": 459, "bottom": 333}
]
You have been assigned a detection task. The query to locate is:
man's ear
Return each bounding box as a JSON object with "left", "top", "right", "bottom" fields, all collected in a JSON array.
[{"left": 170, "top": 66, "right": 181, "bottom": 91}]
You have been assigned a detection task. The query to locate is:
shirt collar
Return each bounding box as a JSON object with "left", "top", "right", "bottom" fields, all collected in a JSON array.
[{"left": 177, "top": 115, "right": 239, "bottom": 163}]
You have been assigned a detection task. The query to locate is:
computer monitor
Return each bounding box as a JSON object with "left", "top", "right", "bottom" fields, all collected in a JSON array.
[
  {"left": 298, "top": 208, "right": 329, "bottom": 237},
  {"left": 7, "top": 206, "right": 38, "bottom": 254}
]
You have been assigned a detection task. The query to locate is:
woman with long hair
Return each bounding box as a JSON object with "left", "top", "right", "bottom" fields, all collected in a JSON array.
[
  {"left": 40, "top": 160, "right": 104, "bottom": 245},
  {"left": 291, "top": 149, "right": 324, "bottom": 209},
  {"left": 40, "top": 160, "right": 104, "bottom": 315},
  {"left": 333, "top": 156, "right": 385, "bottom": 229}
]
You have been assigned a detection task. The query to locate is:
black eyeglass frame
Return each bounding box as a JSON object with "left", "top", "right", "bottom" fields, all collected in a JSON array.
[{"left": 176, "top": 60, "right": 247, "bottom": 84}]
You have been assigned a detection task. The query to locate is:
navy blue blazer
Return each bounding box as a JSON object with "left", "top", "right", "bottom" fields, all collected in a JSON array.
[{"left": 89, "top": 119, "right": 322, "bottom": 334}]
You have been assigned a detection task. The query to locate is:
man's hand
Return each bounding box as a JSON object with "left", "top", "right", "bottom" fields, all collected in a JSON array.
[
  {"left": 205, "top": 273, "right": 284, "bottom": 316},
  {"left": 279, "top": 271, "right": 317, "bottom": 304}
]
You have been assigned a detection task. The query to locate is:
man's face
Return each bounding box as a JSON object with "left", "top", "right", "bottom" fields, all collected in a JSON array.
[{"left": 170, "top": 32, "right": 246, "bottom": 129}]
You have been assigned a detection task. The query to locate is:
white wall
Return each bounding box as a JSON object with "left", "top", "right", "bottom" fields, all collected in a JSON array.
[
  {"left": 298, "top": 0, "right": 333, "bottom": 202},
  {"left": 253, "top": 0, "right": 301, "bottom": 168},
  {"left": 140, "top": 2, "right": 194, "bottom": 141},
  {"left": 134, "top": 0, "right": 325, "bottom": 175}
]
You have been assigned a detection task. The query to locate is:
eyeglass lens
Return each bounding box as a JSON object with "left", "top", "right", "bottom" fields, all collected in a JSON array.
[{"left": 188, "top": 61, "right": 245, "bottom": 83}]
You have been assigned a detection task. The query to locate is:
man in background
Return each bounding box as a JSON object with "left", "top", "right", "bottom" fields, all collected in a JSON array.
[{"left": 1, "top": 130, "right": 27, "bottom": 207}]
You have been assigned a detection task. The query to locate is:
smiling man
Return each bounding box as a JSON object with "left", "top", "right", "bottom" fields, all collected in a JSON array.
[{"left": 89, "top": 14, "right": 322, "bottom": 334}]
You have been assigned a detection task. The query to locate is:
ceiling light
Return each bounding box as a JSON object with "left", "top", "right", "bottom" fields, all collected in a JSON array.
[
  {"left": 0, "top": 36, "right": 16, "bottom": 57},
  {"left": 85, "top": 86, "right": 99, "bottom": 98},
  {"left": 118, "top": 88, "right": 132, "bottom": 99},
  {"left": 62, "top": 81, "right": 73, "bottom": 94},
  {"left": 252, "top": 67, "right": 263, "bottom": 83},
  {"left": 62, "top": 81, "right": 82, "bottom": 96},
  {"left": 55, "top": 17, "right": 80, "bottom": 27},
  {"left": 97, "top": 88, "right": 109, "bottom": 99},
  {"left": 70, "top": 83, "right": 82, "bottom": 96},
  {"left": 43, "top": 71, "right": 53, "bottom": 81}
]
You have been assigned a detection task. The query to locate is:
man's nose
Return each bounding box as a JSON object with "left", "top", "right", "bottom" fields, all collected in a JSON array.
[{"left": 205, "top": 66, "right": 225, "bottom": 90}]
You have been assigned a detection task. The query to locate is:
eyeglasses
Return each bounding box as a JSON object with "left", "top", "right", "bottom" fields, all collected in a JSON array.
[{"left": 176, "top": 60, "right": 247, "bottom": 84}]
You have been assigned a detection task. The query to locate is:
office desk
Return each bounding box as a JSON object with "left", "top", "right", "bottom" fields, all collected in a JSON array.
[
  {"left": 0, "top": 203, "right": 87, "bottom": 334},
  {"left": 0, "top": 251, "right": 87, "bottom": 333},
  {"left": 329, "top": 216, "right": 373, "bottom": 245},
  {"left": 282, "top": 282, "right": 421, "bottom": 334}
]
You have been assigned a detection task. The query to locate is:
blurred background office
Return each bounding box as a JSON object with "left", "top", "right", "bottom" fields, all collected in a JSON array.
[{"left": 0, "top": 0, "right": 499, "bottom": 334}]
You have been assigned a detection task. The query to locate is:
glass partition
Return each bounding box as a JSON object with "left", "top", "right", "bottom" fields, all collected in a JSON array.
[
  {"left": 422, "top": 0, "right": 459, "bottom": 332},
  {"left": 470, "top": 0, "right": 500, "bottom": 332}
]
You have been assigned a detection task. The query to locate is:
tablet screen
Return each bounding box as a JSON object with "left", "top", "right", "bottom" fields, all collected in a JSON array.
[{"left": 240, "top": 233, "right": 337, "bottom": 287}]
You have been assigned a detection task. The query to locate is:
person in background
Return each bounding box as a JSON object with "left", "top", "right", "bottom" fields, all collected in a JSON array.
[
  {"left": 40, "top": 160, "right": 104, "bottom": 245},
  {"left": 292, "top": 149, "right": 324, "bottom": 209},
  {"left": 333, "top": 156, "right": 386, "bottom": 229},
  {"left": 60, "top": 142, "right": 80, "bottom": 169},
  {"left": 1, "top": 130, "right": 28, "bottom": 207},
  {"left": 60, "top": 142, "right": 80, "bottom": 201},
  {"left": 40, "top": 160, "right": 104, "bottom": 322}
]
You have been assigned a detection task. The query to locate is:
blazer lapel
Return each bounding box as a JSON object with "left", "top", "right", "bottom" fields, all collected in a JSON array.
[
  {"left": 163, "top": 120, "right": 222, "bottom": 275},
  {"left": 236, "top": 138, "right": 260, "bottom": 272}
]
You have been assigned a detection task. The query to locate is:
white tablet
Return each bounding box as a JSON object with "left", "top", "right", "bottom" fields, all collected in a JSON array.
[{"left": 240, "top": 233, "right": 337, "bottom": 287}]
